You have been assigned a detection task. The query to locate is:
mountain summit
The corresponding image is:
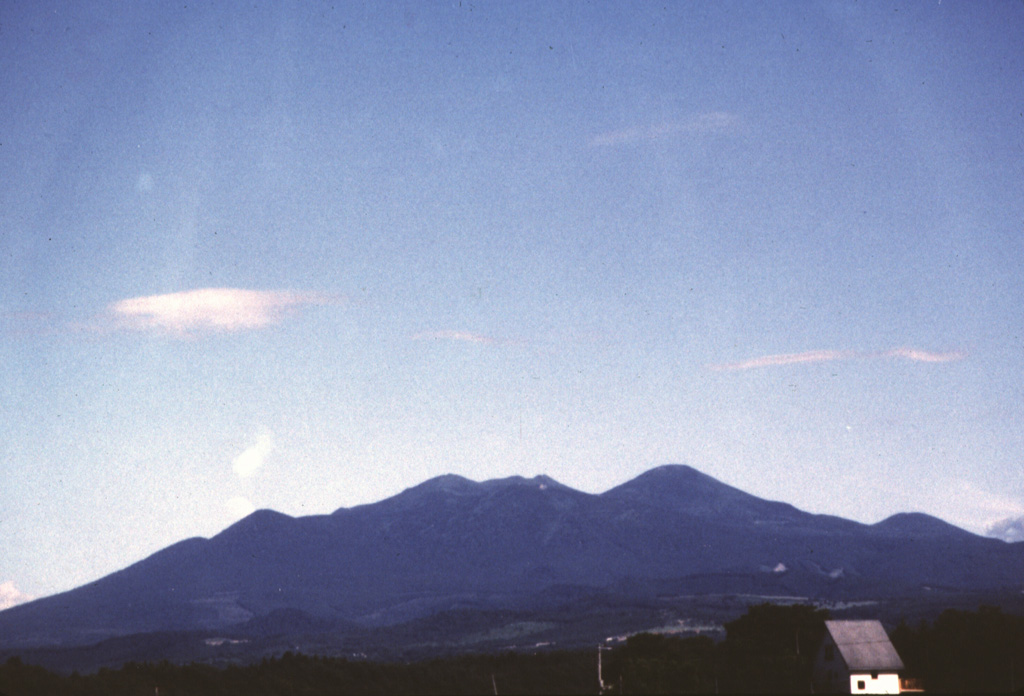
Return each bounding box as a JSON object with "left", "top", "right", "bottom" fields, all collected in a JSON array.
[
  {"left": 2, "top": 465, "right": 1022, "bottom": 668},
  {"left": 602, "top": 464, "right": 799, "bottom": 518}
]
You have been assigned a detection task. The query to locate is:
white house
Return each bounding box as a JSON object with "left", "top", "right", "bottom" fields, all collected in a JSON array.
[{"left": 812, "top": 620, "right": 905, "bottom": 694}]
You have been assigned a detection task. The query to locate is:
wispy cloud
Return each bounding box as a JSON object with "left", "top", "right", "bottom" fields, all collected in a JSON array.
[
  {"left": 0, "top": 581, "right": 34, "bottom": 610},
  {"left": 109, "top": 288, "right": 336, "bottom": 336},
  {"left": 986, "top": 516, "right": 1024, "bottom": 543},
  {"left": 710, "top": 347, "right": 967, "bottom": 372},
  {"left": 885, "top": 477, "right": 1024, "bottom": 537},
  {"left": 946, "top": 480, "right": 1024, "bottom": 537},
  {"left": 710, "top": 350, "right": 854, "bottom": 372},
  {"left": 590, "top": 111, "right": 740, "bottom": 147},
  {"left": 232, "top": 433, "right": 273, "bottom": 478},
  {"left": 412, "top": 330, "right": 501, "bottom": 345},
  {"left": 883, "top": 347, "right": 967, "bottom": 363}
]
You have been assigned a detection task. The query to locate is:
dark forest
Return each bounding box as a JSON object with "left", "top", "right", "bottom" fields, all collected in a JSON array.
[{"left": 2, "top": 605, "right": 1023, "bottom": 695}]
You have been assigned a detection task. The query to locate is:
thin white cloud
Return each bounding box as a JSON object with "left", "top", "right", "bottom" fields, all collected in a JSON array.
[
  {"left": 880, "top": 478, "right": 1024, "bottom": 538},
  {"left": 226, "top": 496, "right": 257, "bottom": 519},
  {"left": 109, "top": 288, "right": 336, "bottom": 336},
  {"left": 883, "top": 347, "right": 967, "bottom": 363},
  {"left": 710, "top": 347, "right": 967, "bottom": 372},
  {"left": 0, "top": 581, "right": 34, "bottom": 610},
  {"left": 590, "top": 111, "right": 740, "bottom": 147},
  {"left": 946, "top": 480, "right": 1024, "bottom": 536},
  {"left": 136, "top": 172, "right": 155, "bottom": 193},
  {"left": 232, "top": 434, "right": 273, "bottom": 478},
  {"left": 986, "top": 516, "right": 1024, "bottom": 543},
  {"left": 412, "top": 330, "right": 500, "bottom": 345},
  {"left": 710, "top": 350, "right": 855, "bottom": 372}
]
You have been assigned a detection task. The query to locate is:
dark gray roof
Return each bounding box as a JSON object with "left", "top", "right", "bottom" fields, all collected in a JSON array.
[{"left": 825, "top": 620, "right": 905, "bottom": 672}]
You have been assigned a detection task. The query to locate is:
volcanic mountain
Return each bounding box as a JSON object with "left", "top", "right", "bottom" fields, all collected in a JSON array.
[{"left": 2, "top": 465, "right": 1022, "bottom": 664}]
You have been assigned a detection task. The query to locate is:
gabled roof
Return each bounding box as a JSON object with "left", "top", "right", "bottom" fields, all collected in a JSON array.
[{"left": 825, "top": 620, "right": 905, "bottom": 672}]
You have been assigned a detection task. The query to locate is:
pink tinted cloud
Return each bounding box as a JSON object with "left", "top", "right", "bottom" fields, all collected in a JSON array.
[
  {"left": 710, "top": 347, "right": 967, "bottom": 372},
  {"left": 883, "top": 347, "right": 967, "bottom": 363},
  {"left": 110, "top": 288, "right": 336, "bottom": 336},
  {"left": 710, "top": 350, "right": 855, "bottom": 372}
]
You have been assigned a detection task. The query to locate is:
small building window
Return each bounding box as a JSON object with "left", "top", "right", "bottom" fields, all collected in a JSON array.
[
  {"left": 871, "top": 671, "right": 878, "bottom": 679},
  {"left": 857, "top": 680, "right": 866, "bottom": 690}
]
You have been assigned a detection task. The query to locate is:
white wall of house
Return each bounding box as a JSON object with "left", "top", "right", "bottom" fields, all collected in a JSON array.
[{"left": 848, "top": 671, "right": 900, "bottom": 694}]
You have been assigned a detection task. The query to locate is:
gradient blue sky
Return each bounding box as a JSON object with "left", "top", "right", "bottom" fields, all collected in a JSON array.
[{"left": 2, "top": 0, "right": 1023, "bottom": 605}]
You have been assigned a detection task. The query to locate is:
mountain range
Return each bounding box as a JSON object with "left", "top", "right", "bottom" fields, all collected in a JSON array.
[{"left": 2, "top": 464, "right": 1023, "bottom": 671}]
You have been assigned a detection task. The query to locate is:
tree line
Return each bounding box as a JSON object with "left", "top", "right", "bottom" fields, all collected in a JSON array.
[{"left": 1, "top": 604, "right": 1022, "bottom": 694}]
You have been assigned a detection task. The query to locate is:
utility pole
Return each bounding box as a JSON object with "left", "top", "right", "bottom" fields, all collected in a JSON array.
[{"left": 598, "top": 645, "right": 611, "bottom": 693}]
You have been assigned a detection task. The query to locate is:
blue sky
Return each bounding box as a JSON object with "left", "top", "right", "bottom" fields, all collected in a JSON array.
[{"left": 2, "top": 0, "right": 1023, "bottom": 605}]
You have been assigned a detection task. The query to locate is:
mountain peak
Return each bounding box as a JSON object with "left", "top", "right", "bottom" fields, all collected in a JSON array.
[
  {"left": 213, "top": 509, "right": 295, "bottom": 543},
  {"left": 603, "top": 463, "right": 736, "bottom": 500},
  {"left": 410, "top": 473, "right": 480, "bottom": 495},
  {"left": 872, "top": 512, "right": 975, "bottom": 539},
  {"left": 400, "top": 472, "right": 573, "bottom": 497},
  {"left": 224, "top": 508, "right": 293, "bottom": 531},
  {"left": 480, "top": 474, "right": 570, "bottom": 491},
  {"left": 626, "top": 463, "right": 706, "bottom": 482},
  {"left": 602, "top": 464, "right": 800, "bottom": 520}
]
